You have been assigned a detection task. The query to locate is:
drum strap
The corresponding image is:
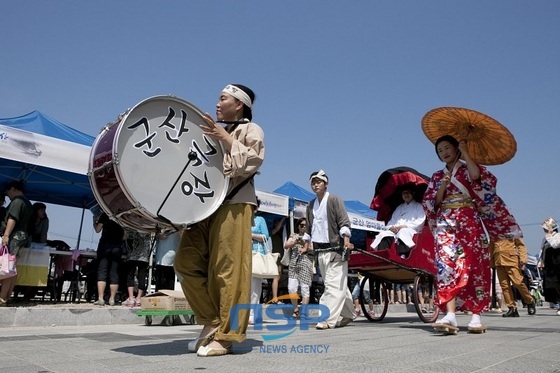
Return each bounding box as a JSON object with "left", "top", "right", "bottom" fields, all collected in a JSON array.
[
  {"left": 227, "top": 123, "right": 240, "bottom": 133},
  {"left": 221, "top": 119, "right": 249, "bottom": 132},
  {"left": 225, "top": 173, "right": 256, "bottom": 202}
]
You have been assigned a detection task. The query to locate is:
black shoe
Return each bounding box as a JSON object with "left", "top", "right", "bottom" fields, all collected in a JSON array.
[
  {"left": 502, "top": 307, "right": 520, "bottom": 317},
  {"left": 527, "top": 302, "right": 536, "bottom": 315}
]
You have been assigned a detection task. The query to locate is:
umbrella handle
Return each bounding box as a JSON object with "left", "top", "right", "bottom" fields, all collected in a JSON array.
[{"left": 458, "top": 125, "right": 475, "bottom": 141}]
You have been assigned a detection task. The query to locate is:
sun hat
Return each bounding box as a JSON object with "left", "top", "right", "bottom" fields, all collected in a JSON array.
[{"left": 541, "top": 217, "right": 558, "bottom": 232}]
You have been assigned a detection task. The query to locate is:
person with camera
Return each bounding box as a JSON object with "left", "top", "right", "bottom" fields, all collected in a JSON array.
[{"left": 283, "top": 217, "right": 313, "bottom": 318}]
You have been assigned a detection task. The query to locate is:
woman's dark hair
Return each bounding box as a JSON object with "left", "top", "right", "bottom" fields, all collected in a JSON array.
[
  {"left": 232, "top": 84, "right": 255, "bottom": 121},
  {"left": 32, "top": 202, "right": 47, "bottom": 214},
  {"left": 434, "top": 135, "right": 459, "bottom": 160},
  {"left": 28, "top": 202, "right": 47, "bottom": 236},
  {"left": 5, "top": 180, "right": 25, "bottom": 192},
  {"left": 295, "top": 217, "right": 307, "bottom": 228}
]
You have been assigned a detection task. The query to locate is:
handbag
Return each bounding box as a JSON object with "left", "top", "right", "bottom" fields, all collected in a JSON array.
[
  {"left": 252, "top": 236, "right": 279, "bottom": 278},
  {"left": 0, "top": 244, "right": 17, "bottom": 280},
  {"left": 252, "top": 251, "right": 279, "bottom": 278}
]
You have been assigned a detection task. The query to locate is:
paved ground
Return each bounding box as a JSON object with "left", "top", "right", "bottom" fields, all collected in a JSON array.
[{"left": 0, "top": 304, "right": 559, "bottom": 373}]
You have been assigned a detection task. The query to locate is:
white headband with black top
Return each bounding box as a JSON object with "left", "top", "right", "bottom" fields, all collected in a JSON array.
[
  {"left": 310, "top": 169, "right": 328, "bottom": 183},
  {"left": 222, "top": 85, "right": 252, "bottom": 109}
]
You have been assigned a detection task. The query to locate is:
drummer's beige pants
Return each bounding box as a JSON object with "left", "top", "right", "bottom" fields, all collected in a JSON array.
[{"left": 174, "top": 203, "right": 252, "bottom": 343}]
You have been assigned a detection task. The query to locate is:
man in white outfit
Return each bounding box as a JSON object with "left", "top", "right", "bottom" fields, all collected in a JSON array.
[
  {"left": 371, "top": 188, "right": 425, "bottom": 258},
  {"left": 306, "top": 170, "right": 356, "bottom": 329}
]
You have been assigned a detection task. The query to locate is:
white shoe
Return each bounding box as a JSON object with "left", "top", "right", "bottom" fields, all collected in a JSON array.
[
  {"left": 336, "top": 317, "right": 353, "bottom": 327},
  {"left": 197, "top": 342, "right": 232, "bottom": 357},
  {"left": 315, "top": 322, "right": 331, "bottom": 330},
  {"left": 187, "top": 326, "right": 219, "bottom": 353},
  {"left": 187, "top": 339, "right": 202, "bottom": 353},
  {"left": 122, "top": 298, "right": 135, "bottom": 307}
]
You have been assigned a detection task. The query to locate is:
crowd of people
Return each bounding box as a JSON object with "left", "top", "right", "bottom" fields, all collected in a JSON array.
[
  {"left": 2, "top": 83, "right": 559, "bottom": 359},
  {"left": 0, "top": 180, "right": 180, "bottom": 307}
]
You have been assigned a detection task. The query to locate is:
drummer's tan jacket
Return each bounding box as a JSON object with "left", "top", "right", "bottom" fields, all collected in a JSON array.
[{"left": 223, "top": 122, "right": 265, "bottom": 207}]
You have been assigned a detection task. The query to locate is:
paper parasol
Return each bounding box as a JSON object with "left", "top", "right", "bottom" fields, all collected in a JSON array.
[{"left": 421, "top": 107, "right": 516, "bottom": 165}]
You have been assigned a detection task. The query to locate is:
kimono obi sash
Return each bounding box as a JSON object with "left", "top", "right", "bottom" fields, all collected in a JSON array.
[{"left": 441, "top": 193, "right": 474, "bottom": 209}]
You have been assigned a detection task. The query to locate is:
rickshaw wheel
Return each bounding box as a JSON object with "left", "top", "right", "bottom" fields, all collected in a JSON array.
[
  {"left": 360, "top": 277, "right": 388, "bottom": 322},
  {"left": 413, "top": 274, "right": 440, "bottom": 323}
]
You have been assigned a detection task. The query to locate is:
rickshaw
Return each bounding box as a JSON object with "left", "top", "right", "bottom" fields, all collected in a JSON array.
[{"left": 348, "top": 167, "right": 440, "bottom": 323}]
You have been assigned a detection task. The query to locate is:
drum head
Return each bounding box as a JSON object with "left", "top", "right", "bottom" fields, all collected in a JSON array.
[{"left": 114, "top": 96, "right": 228, "bottom": 228}]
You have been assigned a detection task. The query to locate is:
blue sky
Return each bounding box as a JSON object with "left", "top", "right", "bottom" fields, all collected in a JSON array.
[{"left": 1, "top": 1, "right": 559, "bottom": 255}]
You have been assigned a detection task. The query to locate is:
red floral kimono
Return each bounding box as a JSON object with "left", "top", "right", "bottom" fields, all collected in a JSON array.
[{"left": 422, "top": 162, "right": 520, "bottom": 314}]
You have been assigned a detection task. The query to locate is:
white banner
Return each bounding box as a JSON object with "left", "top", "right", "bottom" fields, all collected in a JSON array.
[
  {"left": 348, "top": 212, "right": 386, "bottom": 232},
  {"left": 0, "top": 124, "right": 90, "bottom": 175},
  {"left": 256, "top": 190, "right": 289, "bottom": 216},
  {"left": 291, "top": 200, "right": 385, "bottom": 232}
]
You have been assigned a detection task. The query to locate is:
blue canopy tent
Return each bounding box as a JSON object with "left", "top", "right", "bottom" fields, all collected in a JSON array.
[
  {"left": 273, "top": 181, "right": 315, "bottom": 206},
  {"left": 274, "top": 181, "right": 383, "bottom": 247},
  {"left": 273, "top": 181, "right": 315, "bottom": 233},
  {"left": 0, "top": 111, "right": 97, "bottom": 247}
]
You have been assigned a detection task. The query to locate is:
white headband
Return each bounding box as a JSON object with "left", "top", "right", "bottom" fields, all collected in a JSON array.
[
  {"left": 310, "top": 169, "right": 328, "bottom": 183},
  {"left": 222, "top": 85, "right": 252, "bottom": 109}
]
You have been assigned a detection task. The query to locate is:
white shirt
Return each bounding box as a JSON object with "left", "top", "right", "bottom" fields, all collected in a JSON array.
[
  {"left": 387, "top": 200, "right": 425, "bottom": 233},
  {"left": 371, "top": 200, "right": 426, "bottom": 249},
  {"left": 311, "top": 192, "right": 330, "bottom": 243}
]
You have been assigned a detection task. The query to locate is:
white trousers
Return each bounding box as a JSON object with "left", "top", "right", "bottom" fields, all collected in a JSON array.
[
  {"left": 288, "top": 278, "right": 310, "bottom": 298},
  {"left": 250, "top": 276, "right": 263, "bottom": 317},
  {"left": 317, "top": 252, "right": 355, "bottom": 327},
  {"left": 371, "top": 227, "right": 417, "bottom": 249}
]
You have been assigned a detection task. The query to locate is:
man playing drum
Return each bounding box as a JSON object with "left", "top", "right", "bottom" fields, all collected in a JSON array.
[{"left": 174, "top": 84, "right": 264, "bottom": 357}]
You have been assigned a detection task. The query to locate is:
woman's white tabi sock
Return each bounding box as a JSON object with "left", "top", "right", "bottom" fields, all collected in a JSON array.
[
  {"left": 468, "top": 313, "right": 482, "bottom": 328},
  {"left": 437, "top": 312, "right": 457, "bottom": 327}
]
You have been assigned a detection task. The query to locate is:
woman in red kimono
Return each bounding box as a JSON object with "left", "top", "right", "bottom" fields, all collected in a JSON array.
[{"left": 422, "top": 135, "right": 521, "bottom": 333}]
